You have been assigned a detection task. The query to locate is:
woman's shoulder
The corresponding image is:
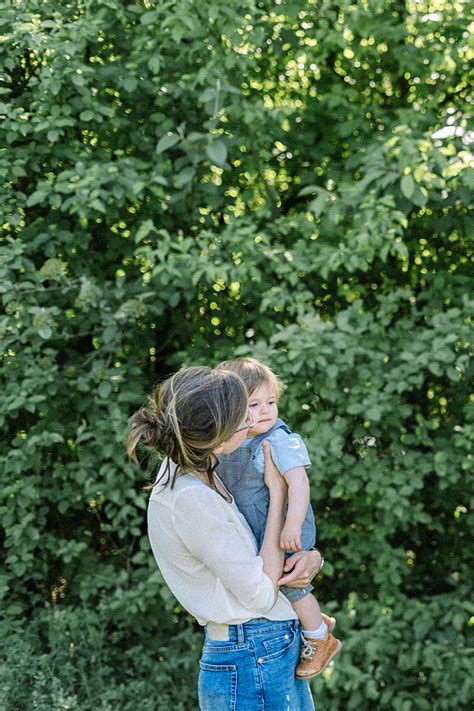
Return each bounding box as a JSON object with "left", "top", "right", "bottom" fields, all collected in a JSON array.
[{"left": 150, "top": 460, "right": 205, "bottom": 500}]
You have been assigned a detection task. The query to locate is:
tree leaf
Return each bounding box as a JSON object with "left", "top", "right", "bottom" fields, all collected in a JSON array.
[
  {"left": 135, "top": 219, "right": 155, "bottom": 243},
  {"left": 400, "top": 174, "right": 415, "bottom": 199},
  {"left": 206, "top": 140, "right": 227, "bottom": 166},
  {"left": 411, "top": 186, "right": 428, "bottom": 207},
  {"left": 175, "top": 166, "right": 195, "bottom": 187},
  {"left": 98, "top": 382, "right": 112, "bottom": 399},
  {"left": 156, "top": 133, "right": 180, "bottom": 154},
  {"left": 309, "top": 192, "right": 327, "bottom": 217},
  {"left": 199, "top": 87, "right": 216, "bottom": 102},
  {"left": 27, "top": 190, "right": 48, "bottom": 207},
  {"left": 38, "top": 325, "right": 52, "bottom": 339},
  {"left": 298, "top": 185, "right": 319, "bottom": 197},
  {"left": 141, "top": 10, "right": 157, "bottom": 24}
]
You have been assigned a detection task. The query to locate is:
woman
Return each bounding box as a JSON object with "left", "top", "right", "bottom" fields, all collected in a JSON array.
[{"left": 128, "top": 366, "right": 320, "bottom": 710}]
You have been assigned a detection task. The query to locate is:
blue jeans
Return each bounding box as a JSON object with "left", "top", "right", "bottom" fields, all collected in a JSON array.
[{"left": 198, "top": 618, "right": 315, "bottom": 710}]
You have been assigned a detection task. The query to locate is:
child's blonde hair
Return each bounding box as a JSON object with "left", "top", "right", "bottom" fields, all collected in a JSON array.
[{"left": 216, "top": 358, "right": 283, "bottom": 400}]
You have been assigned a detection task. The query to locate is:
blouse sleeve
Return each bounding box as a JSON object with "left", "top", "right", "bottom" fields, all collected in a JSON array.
[{"left": 173, "top": 487, "right": 276, "bottom": 614}]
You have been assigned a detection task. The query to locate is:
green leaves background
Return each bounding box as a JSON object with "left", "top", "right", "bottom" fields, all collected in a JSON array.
[{"left": 0, "top": 0, "right": 472, "bottom": 708}]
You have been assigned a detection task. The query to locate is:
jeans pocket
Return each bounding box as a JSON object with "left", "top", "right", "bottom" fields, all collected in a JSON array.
[
  {"left": 262, "top": 624, "right": 297, "bottom": 660},
  {"left": 198, "top": 661, "right": 237, "bottom": 711}
]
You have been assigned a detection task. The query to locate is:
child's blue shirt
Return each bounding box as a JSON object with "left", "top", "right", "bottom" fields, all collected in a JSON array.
[{"left": 245, "top": 425, "right": 312, "bottom": 477}]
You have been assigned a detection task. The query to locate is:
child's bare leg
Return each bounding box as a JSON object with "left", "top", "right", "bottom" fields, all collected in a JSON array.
[
  {"left": 292, "top": 593, "right": 323, "bottom": 634},
  {"left": 294, "top": 594, "right": 342, "bottom": 679}
]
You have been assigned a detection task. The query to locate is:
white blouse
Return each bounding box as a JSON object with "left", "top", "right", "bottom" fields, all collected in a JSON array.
[{"left": 147, "top": 458, "right": 297, "bottom": 626}]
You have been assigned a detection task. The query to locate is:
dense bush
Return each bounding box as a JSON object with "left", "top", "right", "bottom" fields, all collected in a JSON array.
[{"left": 1, "top": 0, "right": 472, "bottom": 708}]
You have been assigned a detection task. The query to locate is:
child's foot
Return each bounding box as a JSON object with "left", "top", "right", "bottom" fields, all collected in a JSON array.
[
  {"left": 295, "top": 632, "right": 342, "bottom": 680},
  {"left": 321, "top": 613, "right": 336, "bottom": 633}
]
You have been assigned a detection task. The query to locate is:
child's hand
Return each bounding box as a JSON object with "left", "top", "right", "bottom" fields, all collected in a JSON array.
[{"left": 280, "top": 524, "right": 302, "bottom": 552}]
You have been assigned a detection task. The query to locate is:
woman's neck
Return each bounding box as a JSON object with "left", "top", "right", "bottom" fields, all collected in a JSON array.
[
  {"left": 193, "top": 470, "right": 211, "bottom": 485},
  {"left": 193, "top": 469, "right": 232, "bottom": 503}
]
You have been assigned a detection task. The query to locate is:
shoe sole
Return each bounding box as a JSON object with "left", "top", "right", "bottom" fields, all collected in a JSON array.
[{"left": 295, "top": 640, "right": 342, "bottom": 681}]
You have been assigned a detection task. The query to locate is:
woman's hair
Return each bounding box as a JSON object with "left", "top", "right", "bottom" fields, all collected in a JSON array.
[
  {"left": 215, "top": 358, "right": 283, "bottom": 400},
  {"left": 127, "top": 366, "right": 248, "bottom": 487}
]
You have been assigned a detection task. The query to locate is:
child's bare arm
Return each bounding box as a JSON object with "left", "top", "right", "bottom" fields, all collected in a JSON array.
[{"left": 280, "top": 466, "right": 310, "bottom": 551}]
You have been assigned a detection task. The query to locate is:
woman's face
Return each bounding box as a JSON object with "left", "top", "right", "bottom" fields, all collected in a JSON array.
[{"left": 216, "top": 408, "right": 253, "bottom": 455}]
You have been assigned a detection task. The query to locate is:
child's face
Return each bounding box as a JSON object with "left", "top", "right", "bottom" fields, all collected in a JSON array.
[{"left": 247, "top": 383, "right": 278, "bottom": 437}]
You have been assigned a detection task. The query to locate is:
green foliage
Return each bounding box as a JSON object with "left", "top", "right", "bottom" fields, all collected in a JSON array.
[
  {"left": 1, "top": 0, "right": 472, "bottom": 708},
  {"left": 0, "top": 608, "right": 200, "bottom": 710},
  {"left": 311, "top": 590, "right": 473, "bottom": 710}
]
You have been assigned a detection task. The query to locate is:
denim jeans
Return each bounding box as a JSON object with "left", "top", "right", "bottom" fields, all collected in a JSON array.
[{"left": 198, "top": 618, "right": 315, "bottom": 710}]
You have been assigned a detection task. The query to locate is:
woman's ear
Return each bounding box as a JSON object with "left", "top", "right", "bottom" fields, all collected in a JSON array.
[{"left": 213, "top": 444, "right": 224, "bottom": 455}]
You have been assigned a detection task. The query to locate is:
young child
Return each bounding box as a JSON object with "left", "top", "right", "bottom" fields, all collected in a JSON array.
[{"left": 216, "top": 358, "right": 342, "bottom": 679}]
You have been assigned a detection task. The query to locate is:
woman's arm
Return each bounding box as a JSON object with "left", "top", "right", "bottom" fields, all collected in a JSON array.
[
  {"left": 171, "top": 482, "right": 280, "bottom": 614},
  {"left": 278, "top": 549, "right": 323, "bottom": 588},
  {"left": 258, "top": 440, "right": 287, "bottom": 591},
  {"left": 169, "top": 444, "right": 287, "bottom": 613}
]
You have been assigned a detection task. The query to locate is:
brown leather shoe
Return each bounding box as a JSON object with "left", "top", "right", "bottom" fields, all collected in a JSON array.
[
  {"left": 295, "top": 632, "right": 342, "bottom": 680},
  {"left": 321, "top": 613, "right": 336, "bottom": 633}
]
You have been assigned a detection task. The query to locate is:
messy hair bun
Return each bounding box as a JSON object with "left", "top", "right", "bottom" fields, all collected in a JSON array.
[
  {"left": 127, "top": 366, "right": 247, "bottom": 487},
  {"left": 128, "top": 407, "right": 161, "bottom": 450}
]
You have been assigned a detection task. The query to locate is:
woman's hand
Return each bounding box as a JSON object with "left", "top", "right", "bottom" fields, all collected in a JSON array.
[
  {"left": 277, "top": 549, "right": 323, "bottom": 588},
  {"left": 262, "top": 440, "right": 287, "bottom": 500}
]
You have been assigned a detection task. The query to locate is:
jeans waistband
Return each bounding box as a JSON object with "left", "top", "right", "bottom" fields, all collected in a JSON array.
[{"left": 206, "top": 618, "right": 297, "bottom": 643}]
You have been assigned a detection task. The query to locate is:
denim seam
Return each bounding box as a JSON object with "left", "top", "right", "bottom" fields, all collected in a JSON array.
[
  {"left": 260, "top": 627, "right": 297, "bottom": 662},
  {"left": 202, "top": 643, "right": 252, "bottom": 653},
  {"left": 250, "top": 640, "right": 265, "bottom": 708}
]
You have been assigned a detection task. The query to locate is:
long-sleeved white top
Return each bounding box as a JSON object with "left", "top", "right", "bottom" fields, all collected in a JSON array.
[{"left": 147, "top": 458, "right": 297, "bottom": 626}]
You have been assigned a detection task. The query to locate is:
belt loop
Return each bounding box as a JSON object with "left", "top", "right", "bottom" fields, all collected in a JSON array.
[{"left": 237, "top": 623, "right": 245, "bottom": 644}]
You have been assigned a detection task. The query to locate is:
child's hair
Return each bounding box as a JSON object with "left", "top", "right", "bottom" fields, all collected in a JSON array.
[
  {"left": 127, "top": 366, "right": 247, "bottom": 487},
  {"left": 215, "top": 358, "right": 282, "bottom": 400}
]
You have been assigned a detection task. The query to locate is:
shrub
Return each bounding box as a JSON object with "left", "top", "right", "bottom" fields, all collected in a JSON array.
[{"left": 1, "top": 0, "right": 471, "bottom": 707}]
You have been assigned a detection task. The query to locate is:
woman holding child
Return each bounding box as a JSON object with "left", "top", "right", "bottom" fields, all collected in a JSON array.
[{"left": 128, "top": 363, "right": 340, "bottom": 709}]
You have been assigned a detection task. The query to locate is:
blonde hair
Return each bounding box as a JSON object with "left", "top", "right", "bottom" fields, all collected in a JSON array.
[
  {"left": 127, "top": 366, "right": 247, "bottom": 487},
  {"left": 216, "top": 358, "right": 283, "bottom": 400}
]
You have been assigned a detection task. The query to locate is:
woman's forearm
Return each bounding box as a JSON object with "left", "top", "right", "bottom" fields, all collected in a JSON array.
[{"left": 259, "top": 487, "right": 286, "bottom": 589}]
